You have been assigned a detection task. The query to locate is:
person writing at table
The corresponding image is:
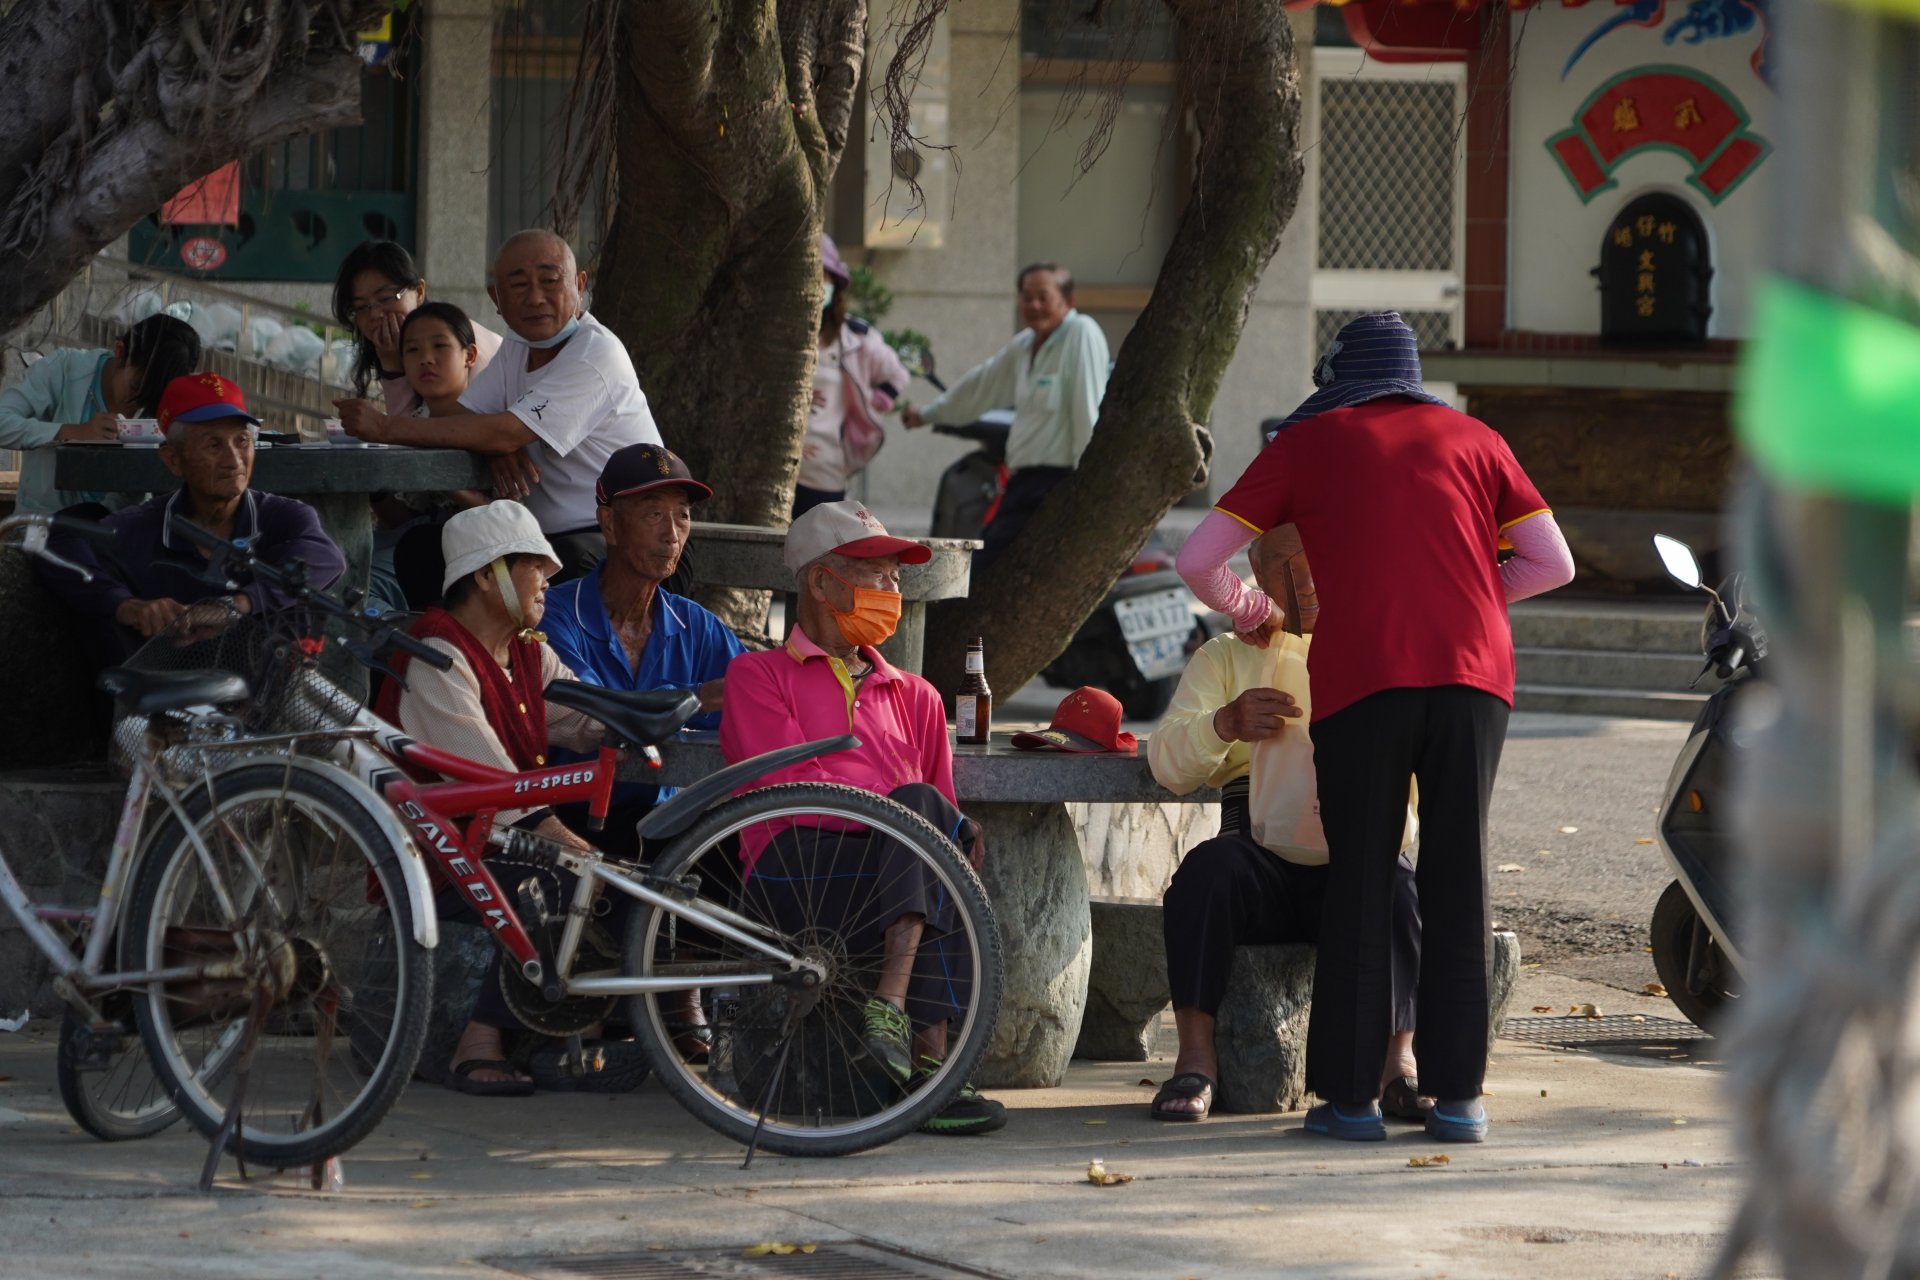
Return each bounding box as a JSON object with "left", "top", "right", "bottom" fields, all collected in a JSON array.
[
  {"left": 37, "top": 374, "right": 345, "bottom": 660},
  {"left": 333, "top": 229, "right": 662, "bottom": 580},
  {"left": 0, "top": 314, "right": 201, "bottom": 514},
  {"left": 332, "top": 239, "right": 502, "bottom": 416}
]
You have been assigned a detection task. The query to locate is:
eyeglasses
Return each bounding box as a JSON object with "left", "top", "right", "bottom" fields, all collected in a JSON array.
[{"left": 347, "top": 287, "right": 412, "bottom": 322}]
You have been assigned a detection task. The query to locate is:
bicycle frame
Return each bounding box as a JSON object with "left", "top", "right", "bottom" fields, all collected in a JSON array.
[
  {"left": 0, "top": 742, "right": 289, "bottom": 1019},
  {"left": 292, "top": 676, "right": 805, "bottom": 1000}
]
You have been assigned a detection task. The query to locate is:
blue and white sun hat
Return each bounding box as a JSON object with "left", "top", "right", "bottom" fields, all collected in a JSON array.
[{"left": 1266, "top": 311, "right": 1451, "bottom": 439}]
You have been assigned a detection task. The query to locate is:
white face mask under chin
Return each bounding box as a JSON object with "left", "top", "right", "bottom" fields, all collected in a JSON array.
[{"left": 492, "top": 557, "right": 526, "bottom": 628}]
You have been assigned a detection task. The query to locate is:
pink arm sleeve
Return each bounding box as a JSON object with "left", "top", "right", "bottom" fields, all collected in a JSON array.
[
  {"left": 1176, "top": 512, "right": 1273, "bottom": 634},
  {"left": 1501, "top": 512, "right": 1576, "bottom": 602}
]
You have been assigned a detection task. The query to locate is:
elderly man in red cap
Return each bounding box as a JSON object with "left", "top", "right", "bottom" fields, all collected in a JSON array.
[
  {"left": 720, "top": 499, "right": 1004, "bottom": 1136},
  {"left": 40, "top": 373, "right": 346, "bottom": 659}
]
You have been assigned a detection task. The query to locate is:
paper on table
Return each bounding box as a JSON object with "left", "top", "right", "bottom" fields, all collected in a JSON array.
[{"left": 0, "top": 1009, "right": 28, "bottom": 1032}]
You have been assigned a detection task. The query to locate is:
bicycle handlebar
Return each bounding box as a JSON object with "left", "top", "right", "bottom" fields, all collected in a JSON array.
[{"left": 163, "top": 513, "right": 454, "bottom": 673}]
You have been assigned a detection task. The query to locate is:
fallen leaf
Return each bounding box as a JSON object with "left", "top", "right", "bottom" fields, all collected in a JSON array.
[
  {"left": 1253, "top": 1206, "right": 1274, "bottom": 1213},
  {"left": 1087, "top": 1159, "right": 1134, "bottom": 1187},
  {"left": 1635, "top": 838, "right": 1655, "bottom": 845},
  {"left": 1575, "top": 1004, "right": 1602, "bottom": 1018},
  {"left": 1540, "top": 1090, "right": 1548, "bottom": 1098},
  {"left": 1497, "top": 863, "right": 1526, "bottom": 873},
  {"left": 409, "top": 1171, "right": 433, "bottom": 1181},
  {"left": 1407, "top": 1154, "right": 1451, "bottom": 1167},
  {"left": 1084, "top": 1119, "right": 1107, "bottom": 1126},
  {"left": 411, "top": 1200, "right": 433, "bottom": 1210},
  {"left": 744, "top": 1243, "right": 811, "bottom": 1257},
  {"left": 178, "top": 1233, "right": 190, "bottom": 1239},
  {"left": 1631, "top": 1015, "right": 1647, "bottom": 1024},
  {"left": 1558, "top": 826, "right": 1579, "bottom": 834},
  {"left": 1644, "top": 982, "right": 1669, "bottom": 997},
  {"left": 1673, "top": 1119, "right": 1688, "bottom": 1126},
  {"left": 1531, "top": 1006, "right": 1554, "bottom": 1013}
]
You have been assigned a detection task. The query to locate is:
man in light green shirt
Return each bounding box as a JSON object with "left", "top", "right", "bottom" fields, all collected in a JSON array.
[
  {"left": 0, "top": 315, "right": 202, "bottom": 513},
  {"left": 904, "top": 262, "right": 1109, "bottom": 566}
]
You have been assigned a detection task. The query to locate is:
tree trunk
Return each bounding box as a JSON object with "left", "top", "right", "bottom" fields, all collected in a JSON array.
[
  {"left": 0, "top": 1, "right": 385, "bottom": 340},
  {"left": 588, "top": 0, "right": 868, "bottom": 633},
  {"left": 923, "top": 0, "right": 1303, "bottom": 695}
]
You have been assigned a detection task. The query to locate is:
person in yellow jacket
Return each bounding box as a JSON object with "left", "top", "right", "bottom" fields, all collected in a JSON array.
[{"left": 1146, "top": 524, "right": 1421, "bottom": 1122}]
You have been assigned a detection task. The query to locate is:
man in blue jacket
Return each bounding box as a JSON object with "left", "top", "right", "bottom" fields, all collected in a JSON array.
[
  {"left": 39, "top": 373, "right": 346, "bottom": 661},
  {"left": 542, "top": 443, "right": 744, "bottom": 858}
]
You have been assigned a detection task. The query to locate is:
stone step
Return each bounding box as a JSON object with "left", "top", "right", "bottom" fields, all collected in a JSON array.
[
  {"left": 1509, "top": 599, "right": 1707, "bottom": 653},
  {"left": 1513, "top": 682, "right": 1708, "bottom": 721},
  {"left": 1515, "top": 645, "right": 1713, "bottom": 692}
]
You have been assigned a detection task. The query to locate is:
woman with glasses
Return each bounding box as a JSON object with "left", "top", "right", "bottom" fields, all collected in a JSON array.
[{"left": 333, "top": 241, "right": 502, "bottom": 416}]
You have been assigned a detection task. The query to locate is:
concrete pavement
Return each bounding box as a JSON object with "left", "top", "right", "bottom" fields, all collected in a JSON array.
[{"left": 0, "top": 968, "right": 1773, "bottom": 1280}]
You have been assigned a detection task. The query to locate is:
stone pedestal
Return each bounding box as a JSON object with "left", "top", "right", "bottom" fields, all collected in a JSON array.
[
  {"left": 1489, "top": 929, "right": 1521, "bottom": 1051},
  {"left": 1214, "top": 944, "right": 1316, "bottom": 1114},
  {"left": 1073, "top": 899, "right": 1169, "bottom": 1062},
  {"left": 971, "top": 801, "right": 1090, "bottom": 1089}
]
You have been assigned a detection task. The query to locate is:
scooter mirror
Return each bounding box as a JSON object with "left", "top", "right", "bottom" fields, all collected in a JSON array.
[{"left": 1653, "top": 534, "right": 1704, "bottom": 590}]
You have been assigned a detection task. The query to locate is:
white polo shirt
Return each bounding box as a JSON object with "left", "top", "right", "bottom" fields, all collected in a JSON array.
[{"left": 460, "top": 311, "right": 662, "bottom": 534}]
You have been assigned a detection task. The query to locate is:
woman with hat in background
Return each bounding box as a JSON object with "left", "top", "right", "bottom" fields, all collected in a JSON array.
[
  {"left": 1175, "top": 312, "right": 1575, "bottom": 1146},
  {"left": 372, "top": 501, "right": 643, "bottom": 1096},
  {"left": 797, "top": 235, "right": 915, "bottom": 518}
]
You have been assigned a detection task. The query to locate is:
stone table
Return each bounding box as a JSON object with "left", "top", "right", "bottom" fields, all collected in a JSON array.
[
  {"left": 54, "top": 442, "right": 491, "bottom": 601},
  {"left": 641, "top": 731, "right": 1216, "bottom": 1090},
  {"left": 682, "top": 522, "right": 979, "bottom": 675}
]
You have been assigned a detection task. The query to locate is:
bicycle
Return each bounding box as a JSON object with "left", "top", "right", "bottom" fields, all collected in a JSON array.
[
  {"left": 0, "top": 512, "right": 441, "bottom": 1156},
  {"left": 151, "top": 514, "right": 1005, "bottom": 1158}
]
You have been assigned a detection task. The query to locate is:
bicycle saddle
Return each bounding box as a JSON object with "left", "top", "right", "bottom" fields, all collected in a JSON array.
[
  {"left": 544, "top": 680, "right": 700, "bottom": 748},
  {"left": 97, "top": 667, "right": 250, "bottom": 714}
]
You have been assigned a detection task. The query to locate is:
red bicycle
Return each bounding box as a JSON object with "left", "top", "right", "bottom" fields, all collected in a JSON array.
[{"left": 122, "top": 518, "right": 1004, "bottom": 1160}]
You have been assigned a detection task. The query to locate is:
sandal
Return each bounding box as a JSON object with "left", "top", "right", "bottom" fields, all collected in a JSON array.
[
  {"left": 1150, "top": 1071, "right": 1214, "bottom": 1122},
  {"left": 528, "top": 1039, "right": 652, "bottom": 1093},
  {"left": 447, "top": 1058, "right": 534, "bottom": 1098},
  {"left": 1381, "top": 1075, "right": 1429, "bottom": 1122}
]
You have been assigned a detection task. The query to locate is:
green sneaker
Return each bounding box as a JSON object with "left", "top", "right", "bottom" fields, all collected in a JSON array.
[
  {"left": 861, "top": 998, "right": 913, "bottom": 1084},
  {"left": 912, "top": 1060, "right": 1007, "bottom": 1136}
]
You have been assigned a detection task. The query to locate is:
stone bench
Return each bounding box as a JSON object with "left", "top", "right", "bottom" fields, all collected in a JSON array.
[{"left": 1073, "top": 893, "right": 1523, "bottom": 1114}]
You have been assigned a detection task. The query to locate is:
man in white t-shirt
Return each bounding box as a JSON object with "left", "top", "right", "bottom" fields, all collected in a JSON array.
[{"left": 334, "top": 229, "right": 662, "bottom": 578}]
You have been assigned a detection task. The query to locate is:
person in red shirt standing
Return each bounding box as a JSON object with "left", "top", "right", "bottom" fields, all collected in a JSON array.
[{"left": 1176, "top": 313, "right": 1575, "bottom": 1144}]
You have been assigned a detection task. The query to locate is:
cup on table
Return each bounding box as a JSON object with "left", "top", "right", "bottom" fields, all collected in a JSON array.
[
  {"left": 117, "top": 418, "right": 161, "bottom": 442},
  {"left": 323, "top": 418, "right": 349, "bottom": 446}
]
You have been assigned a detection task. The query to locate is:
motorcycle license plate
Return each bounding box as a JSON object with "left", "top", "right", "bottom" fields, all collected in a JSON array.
[{"left": 1114, "top": 587, "right": 1195, "bottom": 681}]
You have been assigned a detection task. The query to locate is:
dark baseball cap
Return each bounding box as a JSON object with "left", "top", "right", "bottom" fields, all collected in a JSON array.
[{"left": 595, "top": 442, "right": 713, "bottom": 505}]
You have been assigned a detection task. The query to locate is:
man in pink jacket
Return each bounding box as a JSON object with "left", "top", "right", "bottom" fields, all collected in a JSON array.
[
  {"left": 1176, "top": 313, "right": 1574, "bottom": 1146},
  {"left": 721, "top": 500, "right": 1004, "bottom": 1136}
]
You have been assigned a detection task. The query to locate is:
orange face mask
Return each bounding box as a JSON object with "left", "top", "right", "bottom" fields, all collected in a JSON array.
[{"left": 824, "top": 568, "right": 902, "bottom": 648}]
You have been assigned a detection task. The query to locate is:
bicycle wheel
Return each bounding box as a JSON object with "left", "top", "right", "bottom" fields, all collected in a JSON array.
[
  {"left": 623, "top": 783, "right": 1002, "bottom": 1157},
  {"left": 122, "top": 762, "right": 432, "bottom": 1167},
  {"left": 56, "top": 999, "right": 179, "bottom": 1141}
]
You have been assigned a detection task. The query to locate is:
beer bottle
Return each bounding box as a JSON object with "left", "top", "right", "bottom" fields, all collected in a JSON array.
[{"left": 956, "top": 637, "right": 992, "bottom": 745}]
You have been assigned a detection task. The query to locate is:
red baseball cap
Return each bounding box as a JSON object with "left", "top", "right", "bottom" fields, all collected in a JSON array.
[
  {"left": 156, "top": 373, "right": 261, "bottom": 437},
  {"left": 1010, "top": 686, "right": 1138, "bottom": 755}
]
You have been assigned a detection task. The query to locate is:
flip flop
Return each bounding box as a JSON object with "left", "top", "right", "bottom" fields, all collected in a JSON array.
[
  {"left": 447, "top": 1058, "right": 534, "bottom": 1097},
  {"left": 1381, "top": 1075, "right": 1429, "bottom": 1122},
  {"left": 1150, "top": 1071, "right": 1214, "bottom": 1122}
]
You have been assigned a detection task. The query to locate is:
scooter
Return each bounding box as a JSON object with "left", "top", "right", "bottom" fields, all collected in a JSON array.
[
  {"left": 925, "top": 411, "right": 1211, "bottom": 721},
  {"left": 1647, "top": 532, "right": 1763, "bottom": 1030}
]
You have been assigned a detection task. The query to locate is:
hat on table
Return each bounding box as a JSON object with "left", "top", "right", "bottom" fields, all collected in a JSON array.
[
  {"left": 596, "top": 442, "right": 713, "bottom": 505},
  {"left": 157, "top": 373, "right": 261, "bottom": 436},
  {"left": 441, "top": 500, "right": 562, "bottom": 595},
  {"left": 1265, "top": 312, "right": 1450, "bottom": 438},
  {"left": 783, "top": 499, "right": 931, "bottom": 575},
  {"left": 1010, "top": 686, "right": 1138, "bottom": 755}
]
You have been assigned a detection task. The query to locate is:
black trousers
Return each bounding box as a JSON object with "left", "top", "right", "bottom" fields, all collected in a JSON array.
[
  {"left": 792, "top": 485, "right": 845, "bottom": 518},
  {"left": 1164, "top": 832, "right": 1419, "bottom": 1029},
  {"left": 749, "top": 782, "right": 973, "bottom": 1031},
  {"left": 977, "top": 465, "right": 1071, "bottom": 570},
  {"left": 1305, "top": 686, "right": 1508, "bottom": 1105},
  {"left": 545, "top": 528, "right": 608, "bottom": 586}
]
